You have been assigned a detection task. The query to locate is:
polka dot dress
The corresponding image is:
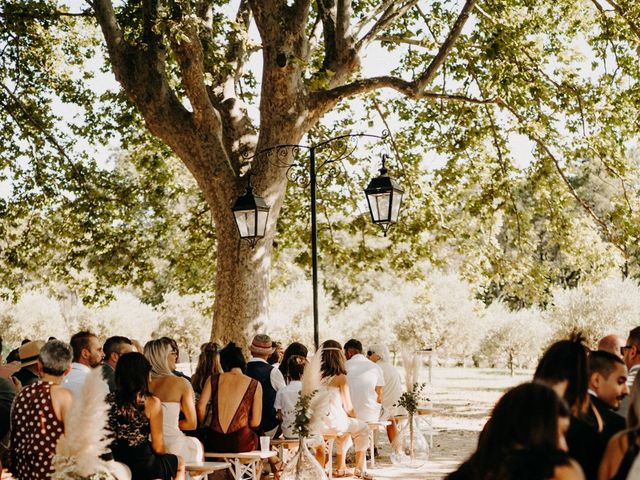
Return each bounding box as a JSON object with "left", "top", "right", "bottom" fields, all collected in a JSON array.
[{"left": 11, "top": 381, "right": 64, "bottom": 479}]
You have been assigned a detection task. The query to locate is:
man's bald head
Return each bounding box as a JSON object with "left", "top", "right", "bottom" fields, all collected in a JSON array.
[{"left": 598, "top": 335, "right": 624, "bottom": 358}]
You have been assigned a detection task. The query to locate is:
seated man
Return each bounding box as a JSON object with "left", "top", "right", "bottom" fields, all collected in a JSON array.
[
  {"left": 344, "top": 339, "right": 384, "bottom": 423},
  {"left": 588, "top": 349, "right": 628, "bottom": 471},
  {"left": 63, "top": 331, "right": 104, "bottom": 397},
  {"left": 10, "top": 340, "right": 74, "bottom": 479},
  {"left": 101, "top": 336, "right": 134, "bottom": 392}
]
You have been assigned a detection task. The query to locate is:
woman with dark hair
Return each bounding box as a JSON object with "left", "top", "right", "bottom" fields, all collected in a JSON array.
[
  {"left": 196, "top": 342, "right": 263, "bottom": 452},
  {"left": 319, "top": 340, "right": 370, "bottom": 479},
  {"left": 447, "top": 382, "right": 583, "bottom": 480},
  {"left": 106, "top": 352, "right": 185, "bottom": 480},
  {"left": 274, "top": 342, "right": 309, "bottom": 385},
  {"left": 534, "top": 335, "right": 600, "bottom": 480}
]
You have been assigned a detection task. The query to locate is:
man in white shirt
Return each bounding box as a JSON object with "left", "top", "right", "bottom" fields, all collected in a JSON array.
[
  {"left": 62, "top": 331, "right": 104, "bottom": 397},
  {"left": 274, "top": 357, "right": 305, "bottom": 438},
  {"left": 344, "top": 338, "right": 384, "bottom": 423}
]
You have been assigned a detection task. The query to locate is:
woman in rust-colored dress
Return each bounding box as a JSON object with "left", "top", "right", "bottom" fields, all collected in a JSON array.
[{"left": 196, "top": 342, "right": 262, "bottom": 452}]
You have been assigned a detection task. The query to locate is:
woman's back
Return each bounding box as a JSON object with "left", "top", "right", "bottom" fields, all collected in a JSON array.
[{"left": 213, "top": 372, "right": 256, "bottom": 433}]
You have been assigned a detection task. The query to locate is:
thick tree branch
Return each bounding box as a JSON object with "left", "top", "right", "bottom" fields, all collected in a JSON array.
[
  {"left": 90, "top": 0, "right": 235, "bottom": 183},
  {"left": 170, "top": 30, "right": 220, "bottom": 129},
  {"left": 411, "top": 0, "right": 476, "bottom": 95},
  {"left": 313, "top": 0, "right": 476, "bottom": 108},
  {"left": 312, "top": 74, "right": 496, "bottom": 106}
]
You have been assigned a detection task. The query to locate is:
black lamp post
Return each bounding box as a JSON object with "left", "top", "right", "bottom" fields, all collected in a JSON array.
[
  {"left": 232, "top": 174, "right": 270, "bottom": 248},
  {"left": 235, "top": 133, "right": 404, "bottom": 349}
]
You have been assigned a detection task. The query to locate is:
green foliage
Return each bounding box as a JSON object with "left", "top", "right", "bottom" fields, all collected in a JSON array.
[
  {"left": 395, "top": 382, "right": 426, "bottom": 416},
  {"left": 3, "top": 0, "right": 640, "bottom": 327}
]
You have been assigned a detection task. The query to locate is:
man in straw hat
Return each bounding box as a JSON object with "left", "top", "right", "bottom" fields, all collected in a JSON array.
[
  {"left": 246, "top": 334, "right": 284, "bottom": 436},
  {"left": 12, "top": 340, "right": 46, "bottom": 388}
]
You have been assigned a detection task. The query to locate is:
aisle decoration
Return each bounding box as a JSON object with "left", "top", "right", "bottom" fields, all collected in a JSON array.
[
  {"left": 391, "top": 350, "right": 429, "bottom": 467},
  {"left": 281, "top": 349, "right": 331, "bottom": 480},
  {"left": 52, "top": 369, "right": 130, "bottom": 480}
]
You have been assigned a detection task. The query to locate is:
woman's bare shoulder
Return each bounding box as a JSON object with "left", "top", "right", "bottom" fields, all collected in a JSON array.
[{"left": 553, "top": 459, "right": 585, "bottom": 480}]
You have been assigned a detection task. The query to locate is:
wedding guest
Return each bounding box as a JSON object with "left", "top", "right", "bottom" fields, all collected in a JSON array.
[
  {"left": 447, "top": 382, "right": 584, "bottom": 480},
  {"left": 63, "top": 331, "right": 104, "bottom": 397},
  {"left": 275, "top": 342, "right": 309, "bottom": 385},
  {"left": 191, "top": 342, "right": 223, "bottom": 402},
  {"left": 160, "top": 337, "right": 191, "bottom": 381},
  {"left": 535, "top": 335, "right": 599, "bottom": 480},
  {"left": 102, "top": 336, "right": 134, "bottom": 393},
  {"left": 144, "top": 339, "right": 203, "bottom": 464},
  {"left": 246, "top": 334, "right": 283, "bottom": 436},
  {"left": 107, "top": 352, "right": 184, "bottom": 480},
  {"left": 268, "top": 342, "right": 284, "bottom": 366},
  {"left": 12, "top": 340, "right": 45, "bottom": 387},
  {"left": 196, "top": 342, "right": 262, "bottom": 452},
  {"left": 274, "top": 356, "right": 306, "bottom": 438},
  {"left": 368, "top": 344, "right": 403, "bottom": 444},
  {"left": 344, "top": 338, "right": 384, "bottom": 422},
  {"left": 10, "top": 340, "right": 74, "bottom": 479},
  {"left": 320, "top": 340, "right": 369, "bottom": 478}
]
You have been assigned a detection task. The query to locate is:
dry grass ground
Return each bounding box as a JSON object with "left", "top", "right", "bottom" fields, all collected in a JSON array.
[{"left": 365, "top": 367, "right": 533, "bottom": 479}]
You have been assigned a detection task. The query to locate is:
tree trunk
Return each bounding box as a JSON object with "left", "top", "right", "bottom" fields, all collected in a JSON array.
[{"left": 210, "top": 209, "right": 273, "bottom": 348}]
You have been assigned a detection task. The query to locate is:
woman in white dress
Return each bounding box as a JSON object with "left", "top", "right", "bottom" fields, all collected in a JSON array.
[
  {"left": 144, "top": 338, "right": 204, "bottom": 464},
  {"left": 367, "top": 344, "right": 403, "bottom": 444},
  {"left": 319, "top": 340, "right": 370, "bottom": 479}
]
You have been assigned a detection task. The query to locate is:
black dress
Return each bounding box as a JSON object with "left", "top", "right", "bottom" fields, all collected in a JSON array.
[{"left": 106, "top": 393, "right": 178, "bottom": 480}]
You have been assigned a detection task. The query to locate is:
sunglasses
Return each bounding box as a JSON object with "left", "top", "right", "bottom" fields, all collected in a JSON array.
[{"left": 621, "top": 345, "right": 635, "bottom": 356}]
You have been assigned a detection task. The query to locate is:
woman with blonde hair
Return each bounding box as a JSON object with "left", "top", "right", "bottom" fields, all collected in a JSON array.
[
  {"left": 320, "top": 340, "right": 370, "bottom": 479},
  {"left": 599, "top": 375, "right": 640, "bottom": 479},
  {"left": 144, "top": 338, "right": 203, "bottom": 465}
]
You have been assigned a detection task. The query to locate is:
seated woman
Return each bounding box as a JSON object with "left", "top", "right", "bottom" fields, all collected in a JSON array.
[
  {"left": 599, "top": 375, "right": 640, "bottom": 479},
  {"left": 447, "top": 382, "right": 584, "bottom": 480},
  {"left": 534, "top": 336, "right": 600, "bottom": 480},
  {"left": 319, "top": 340, "right": 370, "bottom": 479},
  {"left": 196, "top": 342, "right": 263, "bottom": 452},
  {"left": 107, "top": 352, "right": 185, "bottom": 480},
  {"left": 144, "top": 338, "right": 204, "bottom": 464}
]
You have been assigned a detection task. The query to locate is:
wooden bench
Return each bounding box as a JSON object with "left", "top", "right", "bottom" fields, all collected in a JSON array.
[
  {"left": 204, "top": 451, "right": 276, "bottom": 480},
  {"left": 185, "top": 461, "right": 230, "bottom": 480}
]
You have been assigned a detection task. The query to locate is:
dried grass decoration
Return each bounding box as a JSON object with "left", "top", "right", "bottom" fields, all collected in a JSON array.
[{"left": 52, "top": 369, "right": 131, "bottom": 480}]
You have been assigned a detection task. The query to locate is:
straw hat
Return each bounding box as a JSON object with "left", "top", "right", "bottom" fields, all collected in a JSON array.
[
  {"left": 19, "top": 340, "right": 46, "bottom": 368},
  {"left": 249, "top": 334, "right": 274, "bottom": 355}
]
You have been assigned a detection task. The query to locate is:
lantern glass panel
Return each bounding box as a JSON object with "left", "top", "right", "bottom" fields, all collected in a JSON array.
[
  {"left": 369, "top": 192, "right": 391, "bottom": 222},
  {"left": 390, "top": 190, "right": 403, "bottom": 223},
  {"left": 234, "top": 210, "right": 255, "bottom": 237},
  {"left": 257, "top": 209, "right": 269, "bottom": 237}
]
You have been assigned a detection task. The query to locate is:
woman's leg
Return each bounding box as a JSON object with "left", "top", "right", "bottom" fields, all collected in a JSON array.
[
  {"left": 347, "top": 419, "right": 369, "bottom": 472},
  {"left": 175, "top": 455, "right": 186, "bottom": 480}
]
